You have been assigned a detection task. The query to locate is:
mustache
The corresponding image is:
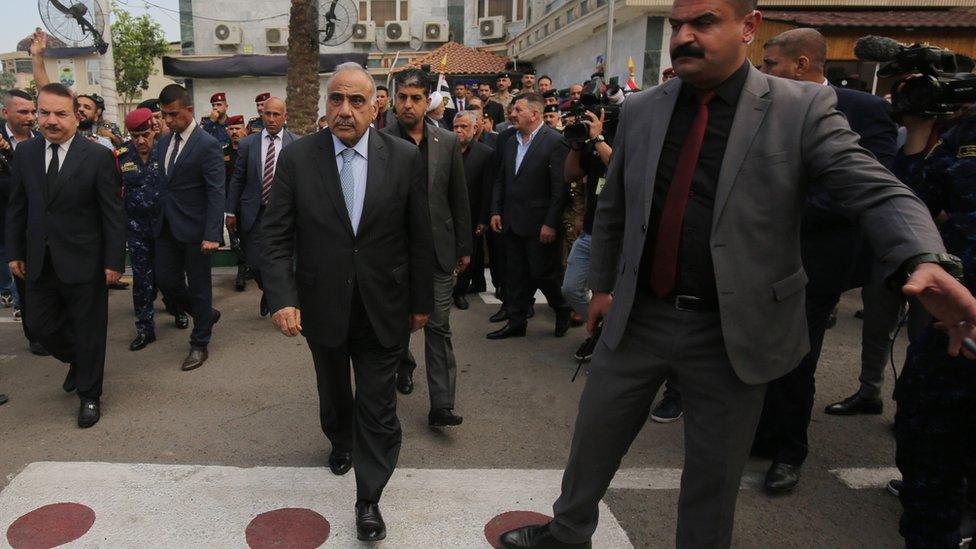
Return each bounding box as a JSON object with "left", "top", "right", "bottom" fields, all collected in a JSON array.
[{"left": 671, "top": 44, "right": 705, "bottom": 59}]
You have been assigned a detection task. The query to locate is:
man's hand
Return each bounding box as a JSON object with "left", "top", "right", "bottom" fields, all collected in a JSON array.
[
  {"left": 475, "top": 223, "right": 486, "bottom": 236},
  {"left": 225, "top": 215, "right": 237, "bottom": 232},
  {"left": 29, "top": 30, "right": 47, "bottom": 57},
  {"left": 0, "top": 135, "right": 10, "bottom": 151},
  {"left": 583, "top": 108, "right": 605, "bottom": 141},
  {"left": 272, "top": 307, "right": 303, "bottom": 337},
  {"left": 540, "top": 224, "right": 556, "bottom": 244},
  {"left": 8, "top": 260, "right": 25, "bottom": 280},
  {"left": 410, "top": 313, "right": 429, "bottom": 333},
  {"left": 201, "top": 240, "right": 220, "bottom": 254},
  {"left": 96, "top": 126, "right": 113, "bottom": 140},
  {"left": 104, "top": 269, "right": 122, "bottom": 286},
  {"left": 210, "top": 109, "right": 221, "bottom": 122},
  {"left": 490, "top": 215, "right": 503, "bottom": 233},
  {"left": 903, "top": 262, "right": 976, "bottom": 358},
  {"left": 587, "top": 292, "right": 613, "bottom": 334},
  {"left": 455, "top": 255, "right": 471, "bottom": 274}
]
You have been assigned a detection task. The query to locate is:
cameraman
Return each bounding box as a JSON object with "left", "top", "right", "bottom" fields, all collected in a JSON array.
[
  {"left": 895, "top": 105, "right": 976, "bottom": 548},
  {"left": 562, "top": 108, "right": 611, "bottom": 362}
]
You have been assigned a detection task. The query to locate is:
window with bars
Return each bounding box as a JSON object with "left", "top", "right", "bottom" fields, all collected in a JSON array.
[
  {"left": 359, "top": 0, "right": 409, "bottom": 25},
  {"left": 478, "top": 0, "right": 525, "bottom": 22}
]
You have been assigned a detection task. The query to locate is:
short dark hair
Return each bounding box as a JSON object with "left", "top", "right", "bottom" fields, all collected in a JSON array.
[
  {"left": 730, "top": 0, "right": 757, "bottom": 15},
  {"left": 765, "top": 28, "right": 827, "bottom": 70},
  {"left": 159, "top": 84, "right": 192, "bottom": 107},
  {"left": 39, "top": 83, "right": 78, "bottom": 111},
  {"left": 516, "top": 92, "right": 544, "bottom": 113},
  {"left": 3, "top": 89, "right": 34, "bottom": 104},
  {"left": 478, "top": 80, "right": 494, "bottom": 90},
  {"left": 394, "top": 68, "right": 431, "bottom": 94},
  {"left": 538, "top": 75, "right": 552, "bottom": 84},
  {"left": 376, "top": 85, "right": 389, "bottom": 94}
]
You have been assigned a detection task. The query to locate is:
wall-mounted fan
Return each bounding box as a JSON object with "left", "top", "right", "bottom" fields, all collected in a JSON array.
[
  {"left": 38, "top": 0, "right": 109, "bottom": 54},
  {"left": 319, "top": 0, "right": 357, "bottom": 47}
]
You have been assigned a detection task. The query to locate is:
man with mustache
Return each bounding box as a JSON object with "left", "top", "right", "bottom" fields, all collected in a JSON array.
[{"left": 498, "top": 0, "right": 974, "bottom": 547}]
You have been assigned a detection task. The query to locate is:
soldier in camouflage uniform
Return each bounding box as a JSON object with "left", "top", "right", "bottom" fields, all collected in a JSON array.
[
  {"left": 894, "top": 111, "right": 976, "bottom": 548},
  {"left": 247, "top": 92, "right": 270, "bottom": 134},
  {"left": 201, "top": 92, "right": 231, "bottom": 146}
]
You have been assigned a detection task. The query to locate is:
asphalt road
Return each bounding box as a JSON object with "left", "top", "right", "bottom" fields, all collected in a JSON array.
[{"left": 0, "top": 274, "right": 910, "bottom": 547}]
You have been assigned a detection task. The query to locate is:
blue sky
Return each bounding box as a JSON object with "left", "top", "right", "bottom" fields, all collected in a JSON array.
[{"left": 3, "top": 0, "right": 183, "bottom": 53}]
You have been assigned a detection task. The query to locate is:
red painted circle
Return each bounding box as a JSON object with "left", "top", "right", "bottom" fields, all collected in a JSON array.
[
  {"left": 245, "top": 508, "right": 331, "bottom": 549},
  {"left": 484, "top": 510, "right": 552, "bottom": 548},
  {"left": 6, "top": 502, "right": 96, "bottom": 549}
]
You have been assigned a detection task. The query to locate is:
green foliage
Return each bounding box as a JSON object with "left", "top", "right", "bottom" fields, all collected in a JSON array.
[
  {"left": 111, "top": 5, "right": 170, "bottom": 103},
  {"left": 0, "top": 71, "right": 17, "bottom": 93}
]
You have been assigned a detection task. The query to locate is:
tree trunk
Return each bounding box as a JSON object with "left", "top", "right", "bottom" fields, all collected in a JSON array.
[{"left": 286, "top": 0, "right": 320, "bottom": 136}]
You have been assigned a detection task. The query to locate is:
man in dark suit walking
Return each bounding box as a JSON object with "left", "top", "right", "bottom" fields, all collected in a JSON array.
[
  {"left": 499, "top": 1, "right": 975, "bottom": 547},
  {"left": 226, "top": 97, "right": 297, "bottom": 318},
  {"left": 153, "top": 84, "right": 225, "bottom": 371},
  {"left": 488, "top": 92, "right": 572, "bottom": 340},
  {"left": 382, "top": 68, "right": 471, "bottom": 427},
  {"left": 452, "top": 110, "right": 495, "bottom": 306},
  {"left": 5, "top": 83, "right": 125, "bottom": 428},
  {"left": 261, "top": 62, "right": 433, "bottom": 541}
]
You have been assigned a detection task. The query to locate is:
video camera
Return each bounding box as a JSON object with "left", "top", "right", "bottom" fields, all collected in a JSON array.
[
  {"left": 563, "top": 74, "right": 622, "bottom": 144},
  {"left": 855, "top": 35, "right": 976, "bottom": 117}
]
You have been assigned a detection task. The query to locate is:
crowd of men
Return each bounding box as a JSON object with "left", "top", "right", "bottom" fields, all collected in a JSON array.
[{"left": 3, "top": 3, "right": 976, "bottom": 545}]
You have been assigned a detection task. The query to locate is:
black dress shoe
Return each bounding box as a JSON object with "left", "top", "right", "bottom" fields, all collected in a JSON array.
[
  {"left": 211, "top": 308, "right": 221, "bottom": 326},
  {"left": 490, "top": 306, "right": 509, "bottom": 323},
  {"left": 499, "top": 523, "right": 591, "bottom": 548},
  {"left": 260, "top": 295, "right": 269, "bottom": 317},
  {"left": 429, "top": 408, "right": 463, "bottom": 427},
  {"left": 527, "top": 304, "right": 535, "bottom": 319},
  {"left": 78, "top": 398, "right": 100, "bottom": 428},
  {"left": 397, "top": 372, "right": 414, "bottom": 395},
  {"left": 555, "top": 310, "right": 572, "bottom": 337},
  {"left": 0, "top": 393, "right": 8, "bottom": 406},
  {"left": 454, "top": 295, "right": 469, "bottom": 310},
  {"left": 824, "top": 392, "right": 883, "bottom": 415},
  {"left": 764, "top": 462, "right": 801, "bottom": 494},
  {"left": 174, "top": 310, "right": 189, "bottom": 330},
  {"left": 181, "top": 348, "right": 208, "bottom": 371},
  {"left": 650, "top": 397, "right": 682, "bottom": 423},
  {"left": 355, "top": 501, "right": 386, "bottom": 542},
  {"left": 29, "top": 340, "right": 50, "bottom": 356},
  {"left": 129, "top": 332, "right": 156, "bottom": 352},
  {"left": 235, "top": 265, "right": 247, "bottom": 291},
  {"left": 63, "top": 364, "right": 77, "bottom": 393},
  {"left": 328, "top": 450, "right": 352, "bottom": 475},
  {"left": 487, "top": 323, "right": 527, "bottom": 340}
]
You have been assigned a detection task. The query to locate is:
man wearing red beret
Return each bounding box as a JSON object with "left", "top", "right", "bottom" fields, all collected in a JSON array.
[
  {"left": 247, "top": 92, "right": 270, "bottom": 133},
  {"left": 201, "top": 92, "right": 231, "bottom": 146}
]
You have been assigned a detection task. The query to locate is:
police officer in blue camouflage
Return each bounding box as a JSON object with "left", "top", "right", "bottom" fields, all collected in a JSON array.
[
  {"left": 201, "top": 92, "right": 231, "bottom": 146},
  {"left": 120, "top": 108, "right": 188, "bottom": 351}
]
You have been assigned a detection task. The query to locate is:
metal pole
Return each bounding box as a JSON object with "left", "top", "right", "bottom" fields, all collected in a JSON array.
[
  {"left": 96, "top": 0, "right": 119, "bottom": 122},
  {"left": 604, "top": 0, "right": 615, "bottom": 76}
]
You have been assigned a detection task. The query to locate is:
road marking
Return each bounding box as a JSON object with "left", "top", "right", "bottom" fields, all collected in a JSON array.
[{"left": 830, "top": 467, "right": 900, "bottom": 489}]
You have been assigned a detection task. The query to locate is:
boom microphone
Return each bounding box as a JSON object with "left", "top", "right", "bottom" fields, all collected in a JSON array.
[{"left": 854, "top": 35, "right": 907, "bottom": 63}]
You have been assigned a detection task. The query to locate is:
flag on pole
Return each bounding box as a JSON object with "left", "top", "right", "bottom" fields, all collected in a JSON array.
[
  {"left": 626, "top": 56, "right": 639, "bottom": 91},
  {"left": 429, "top": 54, "right": 452, "bottom": 113}
]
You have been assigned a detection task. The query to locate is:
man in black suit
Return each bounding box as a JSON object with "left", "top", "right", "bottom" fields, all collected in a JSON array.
[
  {"left": 478, "top": 81, "right": 506, "bottom": 127},
  {"left": 5, "top": 83, "right": 125, "bottom": 428},
  {"left": 754, "top": 28, "right": 901, "bottom": 493},
  {"left": 154, "top": 84, "right": 226, "bottom": 371},
  {"left": 452, "top": 110, "right": 495, "bottom": 306},
  {"left": 488, "top": 93, "right": 572, "bottom": 339},
  {"left": 261, "top": 62, "right": 433, "bottom": 542}
]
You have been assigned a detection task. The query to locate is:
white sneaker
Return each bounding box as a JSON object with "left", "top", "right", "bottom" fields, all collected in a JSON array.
[{"left": 12, "top": 308, "right": 22, "bottom": 322}]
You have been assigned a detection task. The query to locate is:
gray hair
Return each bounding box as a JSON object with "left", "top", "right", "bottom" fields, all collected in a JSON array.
[
  {"left": 453, "top": 110, "right": 479, "bottom": 125},
  {"left": 325, "top": 62, "right": 376, "bottom": 101}
]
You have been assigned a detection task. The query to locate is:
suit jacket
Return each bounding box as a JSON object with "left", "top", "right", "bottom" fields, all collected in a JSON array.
[
  {"left": 589, "top": 66, "right": 944, "bottom": 385},
  {"left": 153, "top": 126, "right": 225, "bottom": 243},
  {"left": 0, "top": 126, "right": 37, "bottom": 246},
  {"left": 260, "top": 128, "right": 435, "bottom": 349},
  {"left": 382, "top": 120, "right": 472, "bottom": 273},
  {"left": 484, "top": 100, "right": 506, "bottom": 127},
  {"left": 478, "top": 130, "right": 499, "bottom": 151},
  {"left": 226, "top": 129, "right": 298, "bottom": 232},
  {"left": 5, "top": 135, "right": 125, "bottom": 283},
  {"left": 462, "top": 140, "right": 495, "bottom": 226},
  {"left": 491, "top": 123, "right": 569, "bottom": 237}
]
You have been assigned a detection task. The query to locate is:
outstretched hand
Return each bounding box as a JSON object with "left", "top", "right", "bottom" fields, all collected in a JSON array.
[{"left": 903, "top": 262, "right": 976, "bottom": 358}]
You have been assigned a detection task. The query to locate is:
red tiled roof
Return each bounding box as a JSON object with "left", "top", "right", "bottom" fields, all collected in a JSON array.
[
  {"left": 397, "top": 42, "right": 508, "bottom": 75},
  {"left": 16, "top": 33, "right": 69, "bottom": 52},
  {"left": 763, "top": 9, "right": 976, "bottom": 28}
]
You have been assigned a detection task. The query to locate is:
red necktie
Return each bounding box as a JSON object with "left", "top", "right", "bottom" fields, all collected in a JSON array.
[{"left": 650, "top": 90, "right": 716, "bottom": 298}]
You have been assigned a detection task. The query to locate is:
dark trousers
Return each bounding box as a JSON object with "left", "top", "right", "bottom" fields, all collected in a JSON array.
[
  {"left": 503, "top": 231, "right": 569, "bottom": 324},
  {"left": 895, "top": 325, "right": 976, "bottom": 548},
  {"left": 454, "top": 229, "right": 486, "bottom": 295},
  {"left": 26, "top": 253, "right": 108, "bottom": 399},
  {"left": 486, "top": 229, "right": 507, "bottom": 294},
  {"left": 154, "top": 223, "right": 214, "bottom": 349},
  {"left": 550, "top": 293, "right": 767, "bottom": 547},
  {"left": 128, "top": 231, "right": 157, "bottom": 335},
  {"left": 308, "top": 288, "right": 403, "bottom": 503},
  {"left": 241, "top": 209, "right": 266, "bottom": 290},
  {"left": 13, "top": 275, "right": 33, "bottom": 342}
]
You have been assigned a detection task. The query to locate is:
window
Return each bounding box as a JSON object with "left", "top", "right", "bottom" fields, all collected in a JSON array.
[
  {"left": 361, "top": 0, "right": 407, "bottom": 25},
  {"left": 478, "top": 0, "right": 525, "bottom": 22},
  {"left": 86, "top": 59, "right": 100, "bottom": 86},
  {"left": 14, "top": 59, "right": 33, "bottom": 74}
]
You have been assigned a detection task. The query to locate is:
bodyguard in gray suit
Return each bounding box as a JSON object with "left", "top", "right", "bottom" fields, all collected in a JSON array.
[
  {"left": 500, "top": 1, "right": 976, "bottom": 547},
  {"left": 384, "top": 68, "right": 472, "bottom": 427}
]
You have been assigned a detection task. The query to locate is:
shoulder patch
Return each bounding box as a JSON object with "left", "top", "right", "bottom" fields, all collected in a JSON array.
[{"left": 958, "top": 145, "right": 976, "bottom": 158}]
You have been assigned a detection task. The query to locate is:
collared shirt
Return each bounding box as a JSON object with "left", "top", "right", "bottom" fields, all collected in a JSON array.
[
  {"left": 44, "top": 133, "right": 76, "bottom": 173},
  {"left": 639, "top": 60, "right": 751, "bottom": 302},
  {"left": 396, "top": 122, "right": 429, "bottom": 189},
  {"left": 5, "top": 124, "right": 29, "bottom": 150},
  {"left": 165, "top": 119, "right": 197, "bottom": 174},
  {"left": 333, "top": 132, "right": 370, "bottom": 234},
  {"left": 260, "top": 128, "right": 283, "bottom": 177},
  {"left": 515, "top": 121, "right": 543, "bottom": 173}
]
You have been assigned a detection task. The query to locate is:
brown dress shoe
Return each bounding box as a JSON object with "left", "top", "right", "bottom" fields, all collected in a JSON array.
[{"left": 181, "top": 348, "right": 208, "bottom": 371}]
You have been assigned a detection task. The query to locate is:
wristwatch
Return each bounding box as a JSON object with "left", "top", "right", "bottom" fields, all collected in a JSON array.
[
  {"left": 586, "top": 134, "right": 606, "bottom": 144},
  {"left": 902, "top": 252, "right": 964, "bottom": 283}
]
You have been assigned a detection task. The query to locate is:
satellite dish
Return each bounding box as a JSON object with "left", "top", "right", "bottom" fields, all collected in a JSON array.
[
  {"left": 38, "top": 0, "right": 108, "bottom": 54},
  {"left": 318, "top": 0, "right": 357, "bottom": 47}
]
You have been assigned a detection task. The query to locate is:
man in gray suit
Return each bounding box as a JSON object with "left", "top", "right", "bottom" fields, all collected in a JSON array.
[
  {"left": 384, "top": 69, "right": 472, "bottom": 427},
  {"left": 260, "top": 63, "right": 434, "bottom": 541},
  {"left": 500, "top": 0, "right": 976, "bottom": 547},
  {"left": 225, "top": 97, "right": 297, "bottom": 318}
]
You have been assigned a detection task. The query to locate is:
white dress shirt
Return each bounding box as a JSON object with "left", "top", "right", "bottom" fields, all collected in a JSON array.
[
  {"left": 165, "top": 119, "right": 197, "bottom": 174},
  {"left": 260, "top": 128, "right": 283, "bottom": 176},
  {"left": 5, "top": 124, "right": 31, "bottom": 151},
  {"left": 44, "top": 134, "right": 76, "bottom": 173},
  {"left": 332, "top": 132, "right": 369, "bottom": 234},
  {"left": 515, "top": 121, "right": 543, "bottom": 173}
]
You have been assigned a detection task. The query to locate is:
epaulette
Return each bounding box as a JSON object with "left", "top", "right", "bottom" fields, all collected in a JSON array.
[{"left": 114, "top": 147, "right": 128, "bottom": 157}]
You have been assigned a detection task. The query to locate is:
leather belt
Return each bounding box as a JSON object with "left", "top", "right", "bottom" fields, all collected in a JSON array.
[{"left": 665, "top": 294, "right": 719, "bottom": 312}]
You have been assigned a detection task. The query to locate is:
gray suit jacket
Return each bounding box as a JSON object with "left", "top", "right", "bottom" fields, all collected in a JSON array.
[
  {"left": 590, "top": 66, "right": 944, "bottom": 385},
  {"left": 226, "top": 129, "right": 298, "bottom": 232},
  {"left": 383, "top": 120, "right": 472, "bottom": 273}
]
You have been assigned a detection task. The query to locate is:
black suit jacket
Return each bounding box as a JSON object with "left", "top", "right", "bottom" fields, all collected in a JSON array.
[
  {"left": 462, "top": 140, "right": 495, "bottom": 226},
  {"left": 484, "top": 100, "right": 505, "bottom": 127},
  {"left": 5, "top": 135, "right": 125, "bottom": 283},
  {"left": 153, "top": 125, "right": 225, "bottom": 243},
  {"left": 491, "top": 123, "right": 569, "bottom": 237},
  {"left": 0, "top": 126, "right": 37, "bottom": 246},
  {"left": 260, "top": 128, "right": 435, "bottom": 349},
  {"left": 478, "top": 131, "right": 499, "bottom": 151},
  {"left": 225, "top": 129, "right": 298, "bottom": 232}
]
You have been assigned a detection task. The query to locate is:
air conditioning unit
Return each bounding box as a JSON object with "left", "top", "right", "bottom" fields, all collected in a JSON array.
[
  {"left": 265, "top": 27, "right": 289, "bottom": 47},
  {"left": 478, "top": 16, "right": 505, "bottom": 40},
  {"left": 351, "top": 21, "right": 376, "bottom": 43},
  {"left": 424, "top": 20, "right": 449, "bottom": 43},
  {"left": 384, "top": 21, "right": 410, "bottom": 43},
  {"left": 213, "top": 23, "right": 242, "bottom": 46}
]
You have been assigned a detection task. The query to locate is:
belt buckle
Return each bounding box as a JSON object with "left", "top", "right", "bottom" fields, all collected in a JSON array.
[{"left": 674, "top": 295, "right": 700, "bottom": 312}]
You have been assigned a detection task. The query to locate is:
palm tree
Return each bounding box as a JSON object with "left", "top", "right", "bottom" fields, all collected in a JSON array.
[{"left": 286, "top": 0, "right": 320, "bottom": 135}]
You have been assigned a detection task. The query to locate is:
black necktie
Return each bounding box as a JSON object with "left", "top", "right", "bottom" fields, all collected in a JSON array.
[
  {"left": 168, "top": 133, "right": 182, "bottom": 175},
  {"left": 46, "top": 142, "right": 59, "bottom": 193}
]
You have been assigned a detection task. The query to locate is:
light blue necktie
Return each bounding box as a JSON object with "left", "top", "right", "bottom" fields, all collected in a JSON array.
[{"left": 339, "top": 148, "right": 357, "bottom": 221}]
